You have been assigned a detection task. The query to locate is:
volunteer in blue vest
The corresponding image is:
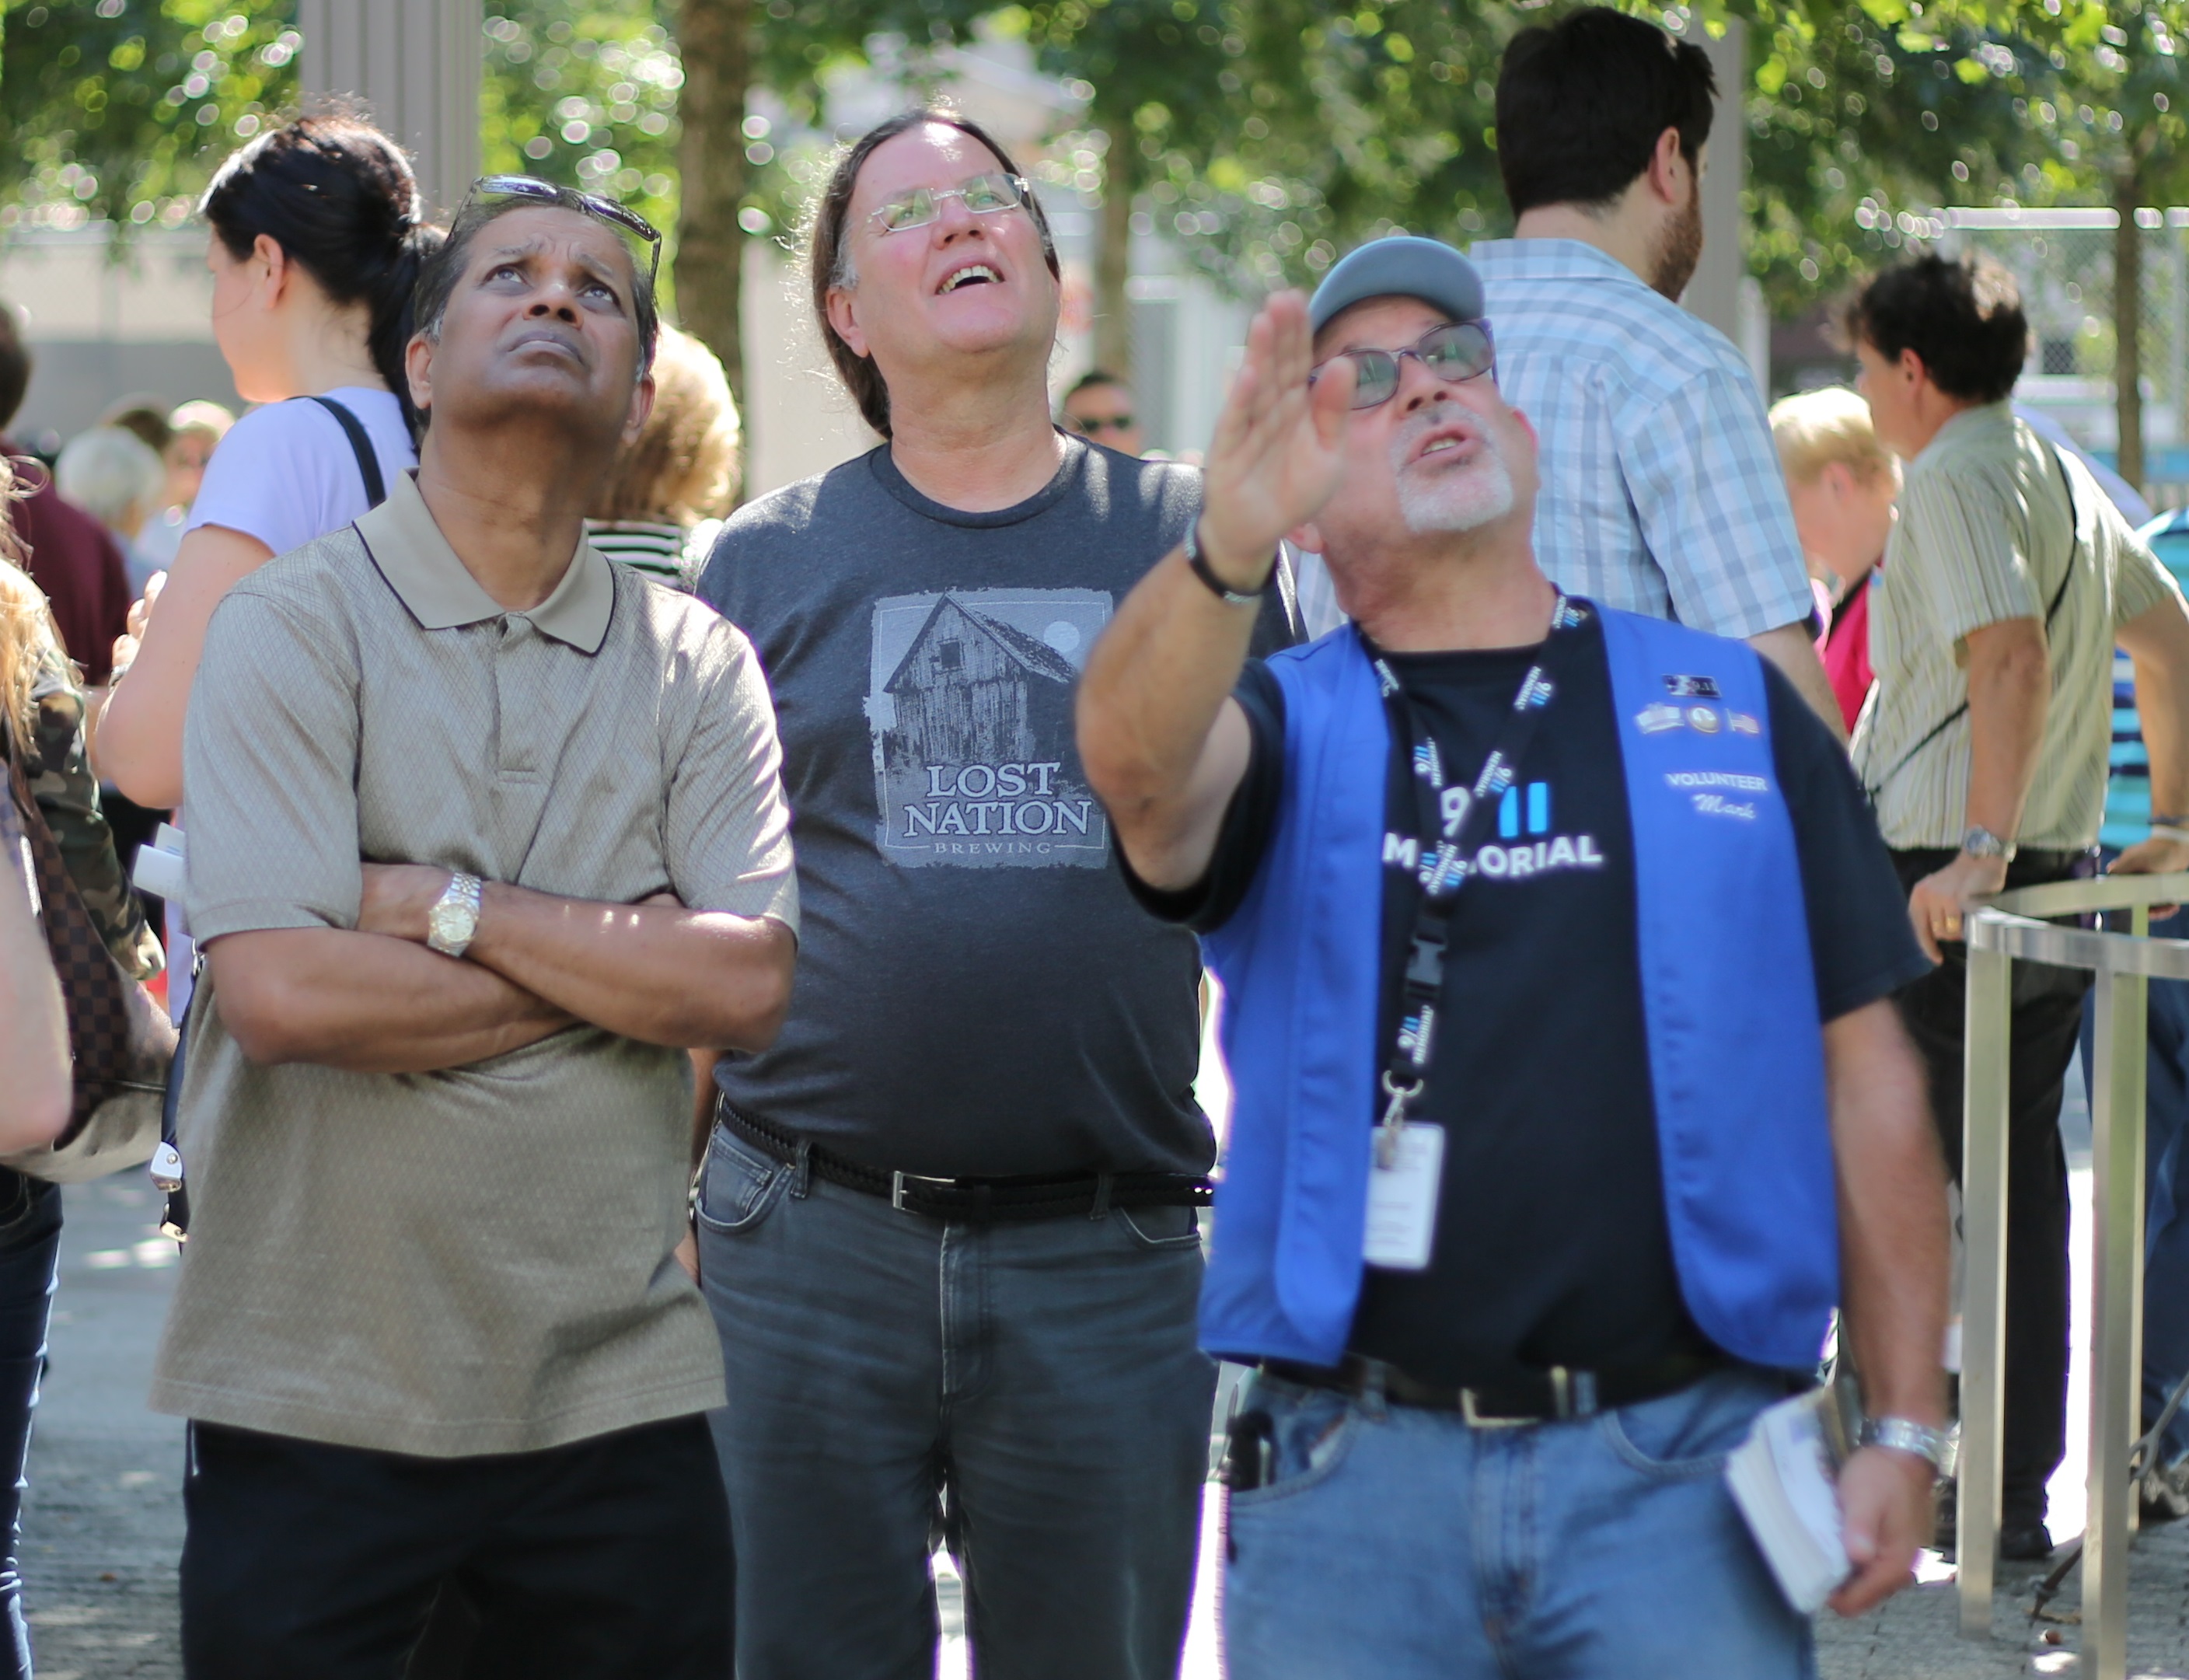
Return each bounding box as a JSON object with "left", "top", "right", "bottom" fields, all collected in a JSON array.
[{"left": 1077, "top": 238, "right": 1952, "bottom": 1678}]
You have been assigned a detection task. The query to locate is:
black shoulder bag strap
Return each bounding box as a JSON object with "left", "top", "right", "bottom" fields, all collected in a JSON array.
[
  {"left": 1862, "top": 444, "right": 2083, "bottom": 808},
  {"left": 303, "top": 394, "right": 388, "bottom": 510}
]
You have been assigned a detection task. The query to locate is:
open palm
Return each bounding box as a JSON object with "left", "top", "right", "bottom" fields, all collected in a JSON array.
[{"left": 1198, "top": 292, "right": 1354, "bottom": 574}]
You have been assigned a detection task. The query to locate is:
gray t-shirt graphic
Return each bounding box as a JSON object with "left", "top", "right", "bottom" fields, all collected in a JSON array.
[{"left": 698, "top": 437, "right": 1215, "bottom": 1178}]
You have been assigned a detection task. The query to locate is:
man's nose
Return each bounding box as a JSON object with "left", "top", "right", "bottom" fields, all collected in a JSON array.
[
  {"left": 525, "top": 289, "right": 581, "bottom": 322},
  {"left": 1397, "top": 355, "right": 1456, "bottom": 411},
  {"left": 934, "top": 194, "right": 985, "bottom": 239}
]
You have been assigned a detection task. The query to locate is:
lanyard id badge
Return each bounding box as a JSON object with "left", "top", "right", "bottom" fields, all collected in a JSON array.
[{"left": 1358, "top": 596, "right": 1586, "bottom": 1270}]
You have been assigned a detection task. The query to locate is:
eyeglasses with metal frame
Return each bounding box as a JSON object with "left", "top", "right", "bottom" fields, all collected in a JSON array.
[
  {"left": 867, "top": 173, "right": 1034, "bottom": 236},
  {"left": 1309, "top": 321, "right": 1497, "bottom": 410},
  {"left": 469, "top": 174, "right": 663, "bottom": 283}
]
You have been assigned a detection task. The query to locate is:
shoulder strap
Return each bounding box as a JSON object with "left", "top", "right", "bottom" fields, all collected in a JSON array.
[
  {"left": 1862, "top": 442, "right": 2083, "bottom": 804},
  {"left": 302, "top": 395, "right": 386, "bottom": 510}
]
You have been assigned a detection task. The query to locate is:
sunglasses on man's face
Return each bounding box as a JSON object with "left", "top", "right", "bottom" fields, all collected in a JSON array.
[
  {"left": 1068, "top": 413, "right": 1136, "bottom": 435},
  {"left": 867, "top": 172, "right": 1033, "bottom": 236},
  {"left": 470, "top": 174, "right": 663, "bottom": 283},
  {"left": 1310, "top": 321, "right": 1496, "bottom": 410}
]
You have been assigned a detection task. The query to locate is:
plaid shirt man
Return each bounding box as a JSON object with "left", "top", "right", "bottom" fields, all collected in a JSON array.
[{"left": 1468, "top": 238, "right": 1814, "bottom": 639}]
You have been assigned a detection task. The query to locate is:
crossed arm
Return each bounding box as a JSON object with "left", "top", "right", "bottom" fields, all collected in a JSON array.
[{"left": 210, "top": 868, "right": 794, "bottom": 1074}]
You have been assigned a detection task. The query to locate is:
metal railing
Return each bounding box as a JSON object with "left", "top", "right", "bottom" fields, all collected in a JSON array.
[{"left": 1961, "top": 871, "right": 2189, "bottom": 1675}]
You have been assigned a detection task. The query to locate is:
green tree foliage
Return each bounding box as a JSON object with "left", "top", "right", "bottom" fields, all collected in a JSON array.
[
  {"left": 479, "top": 3, "right": 686, "bottom": 243},
  {"left": 0, "top": 0, "right": 299, "bottom": 234}
]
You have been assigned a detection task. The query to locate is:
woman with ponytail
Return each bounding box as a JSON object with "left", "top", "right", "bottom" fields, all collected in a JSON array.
[{"left": 97, "top": 112, "right": 439, "bottom": 816}]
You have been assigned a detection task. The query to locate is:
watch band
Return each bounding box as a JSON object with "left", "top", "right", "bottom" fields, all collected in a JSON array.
[
  {"left": 1960, "top": 825, "right": 2016, "bottom": 862},
  {"left": 1859, "top": 1415, "right": 1948, "bottom": 1474},
  {"left": 1183, "top": 520, "right": 1270, "bottom": 607},
  {"left": 2153, "top": 823, "right": 2189, "bottom": 846},
  {"left": 427, "top": 871, "right": 484, "bottom": 959}
]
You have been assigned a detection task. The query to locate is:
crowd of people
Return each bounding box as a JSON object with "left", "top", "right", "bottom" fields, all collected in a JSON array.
[{"left": 0, "top": 5, "right": 2182, "bottom": 1678}]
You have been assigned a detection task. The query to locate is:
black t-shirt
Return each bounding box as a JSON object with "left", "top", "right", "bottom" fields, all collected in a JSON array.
[
  {"left": 699, "top": 437, "right": 1299, "bottom": 1179},
  {"left": 1133, "top": 616, "right": 1929, "bottom": 1387}
]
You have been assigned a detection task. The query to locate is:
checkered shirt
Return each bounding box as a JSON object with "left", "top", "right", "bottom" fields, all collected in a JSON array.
[{"left": 1467, "top": 239, "right": 1814, "bottom": 640}]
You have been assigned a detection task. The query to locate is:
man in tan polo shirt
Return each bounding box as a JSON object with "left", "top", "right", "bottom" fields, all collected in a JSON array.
[
  {"left": 1850, "top": 252, "right": 2189, "bottom": 1560},
  {"left": 155, "top": 179, "right": 797, "bottom": 1678}
]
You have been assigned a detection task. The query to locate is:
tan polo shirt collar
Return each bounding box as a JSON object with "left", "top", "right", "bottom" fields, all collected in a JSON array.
[{"left": 355, "top": 469, "right": 615, "bottom": 654}]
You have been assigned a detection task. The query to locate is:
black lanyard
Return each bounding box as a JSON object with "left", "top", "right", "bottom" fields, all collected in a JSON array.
[{"left": 1360, "top": 596, "right": 1587, "bottom": 1165}]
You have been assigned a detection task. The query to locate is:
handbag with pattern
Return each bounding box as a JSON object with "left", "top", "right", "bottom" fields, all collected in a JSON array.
[{"left": 0, "top": 728, "right": 175, "bottom": 1182}]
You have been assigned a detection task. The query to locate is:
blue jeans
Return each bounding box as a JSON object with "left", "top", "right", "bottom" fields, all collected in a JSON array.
[
  {"left": 695, "top": 1123, "right": 1217, "bottom": 1680},
  {"left": 1222, "top": 1364, "right": 1815, "bottom": 1680},
  {"left": 2080, "top": 898, "right": 2189, "bottom": 1461},
  {"left": 0, "top": 1175, "right": 61, "bottom": 1680}
]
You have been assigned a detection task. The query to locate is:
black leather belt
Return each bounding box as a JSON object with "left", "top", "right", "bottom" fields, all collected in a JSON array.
[
  {"left": 1259, "top": 1351, "right": 1731, "bottom": 1427},
  {"left": 717, "top": 1099, "right": 1213, "bottom": 1225}
]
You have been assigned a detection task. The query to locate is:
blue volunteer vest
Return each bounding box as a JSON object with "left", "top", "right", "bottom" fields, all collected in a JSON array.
[{"left": 1199, "top": 606, "right": 1838, "bottom": 1371}]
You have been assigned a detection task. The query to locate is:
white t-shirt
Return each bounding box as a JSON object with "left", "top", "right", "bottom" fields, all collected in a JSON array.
[{"left": 186, "top": 386, "right": 415, "bottom": 558}]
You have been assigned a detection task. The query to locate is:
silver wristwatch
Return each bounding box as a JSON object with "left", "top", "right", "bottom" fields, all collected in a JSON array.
[
  {"left": 426, "top": 871, "right": 484, "bottom": 959},
  {"left": 1859, "top": 1415, "right": 1949, "bottom": 1476},
  {"left": 1960, "top": 825, "right": 2017, "bottom": 862}
]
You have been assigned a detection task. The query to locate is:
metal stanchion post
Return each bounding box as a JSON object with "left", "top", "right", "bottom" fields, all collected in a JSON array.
[
  {"left": 1960, "top": 941, "right": 2013, "bottom": 1636},
  {"left": 2086, "top": 962, "right": 2148, "bottom": 1680},
  {"left": 1963, "top": 875, "right": 2187, "bottom": 1677}
]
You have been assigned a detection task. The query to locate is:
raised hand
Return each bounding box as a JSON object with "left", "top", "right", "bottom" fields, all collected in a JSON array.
[{"left": 1196, "top": 291, "right": 1355, "bottom": 584}]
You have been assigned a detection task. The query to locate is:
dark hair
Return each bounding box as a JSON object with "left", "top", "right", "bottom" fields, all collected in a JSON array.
[
  {"left": 1844, "top": 254, "right": 2029, "bottom": 404},
  {"left": 201, "top": 113, "right": 442, "bottom": 434},
  {"left": 0, "top": 306, "right": 28, "bottom": 434},
  {"left": 99, "top": 397, "right": 172, "bottom": 455},
  {"left": 808, "top": 109, "right": 1060, "bottom": 438},
  {"left": 409, "top": 189, "right": 660, "bottom": 430},
  {"left": 1496, "top": 9, "right": 1717, "bottom": 216},
  {"left": 1066, "top": 368, "right": 1127, "bottom": 400}
]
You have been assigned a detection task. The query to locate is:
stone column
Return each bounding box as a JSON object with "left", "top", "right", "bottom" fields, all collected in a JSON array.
[
  {"left": 296, "top": 0, "right": 484, "bottom": 218},
  {"left": 1682, "top": 19, "right": 1748, "bottom": 352}
]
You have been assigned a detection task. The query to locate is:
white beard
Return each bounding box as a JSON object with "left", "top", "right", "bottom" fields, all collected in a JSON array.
[{"left": 1391, "top": 420, "right": 1516, "bottom": 536}]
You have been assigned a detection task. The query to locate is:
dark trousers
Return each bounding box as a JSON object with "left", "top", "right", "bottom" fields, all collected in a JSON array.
[
  {"left": 180, "top": 1413, "right": 732, "bottom": 1680},
  {"left": 1891, "top": 847, "right": 2090, "bottom": 1525},
  {"left": 0, "top": 1177, "right": 60, "bottom": 1680}
]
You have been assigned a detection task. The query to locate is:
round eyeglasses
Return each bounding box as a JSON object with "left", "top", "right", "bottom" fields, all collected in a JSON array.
[
  {"left": 868, "top": 173, "right": 1032, "bottom": 236},
  {"left": 1310, "top": 321, "right": 1496, "bottom": 410}
]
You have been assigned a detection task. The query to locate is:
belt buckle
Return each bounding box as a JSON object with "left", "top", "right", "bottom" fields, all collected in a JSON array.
[
  {"left": 890, "top": 1170, "right": 958, "bottom": 1212},
  {"left": 1458, "top": 1389, "right": 1532, "bottom": 1429}
]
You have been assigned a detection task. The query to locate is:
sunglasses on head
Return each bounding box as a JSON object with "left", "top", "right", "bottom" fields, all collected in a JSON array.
[
  {"left": 1310, "top": 320, "right": 1496, "bottom": 410},
  {"left": 868, "top": 172, "right": 1033, "bottom": 236},
  {"left": 470, "top": 174, "right": 663, "bottom": 282}
]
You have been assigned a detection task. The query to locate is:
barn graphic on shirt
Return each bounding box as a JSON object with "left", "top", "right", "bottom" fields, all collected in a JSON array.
[{"left": 867, "top": 588, "right": 1113, "bottom": 868}]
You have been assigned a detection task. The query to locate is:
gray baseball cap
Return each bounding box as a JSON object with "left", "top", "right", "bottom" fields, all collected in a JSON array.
[{"left": 1307, "top": 236, "right": 1485, "bottom": 335}]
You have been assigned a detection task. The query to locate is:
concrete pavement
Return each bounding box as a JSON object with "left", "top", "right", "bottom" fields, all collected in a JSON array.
[{"left": 21, "top": 1128, "right": 2189, "bottom": 1680}]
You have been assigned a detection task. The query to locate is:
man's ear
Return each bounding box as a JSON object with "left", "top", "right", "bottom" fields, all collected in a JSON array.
[
  {"left": 826, "top": 286, "right": 869, "bottom": 359},
  {"left": 405, "top": 331, "right": 435, "bottom": 418},
  {"left": 622, "top": 368, "right": 658, "bottom": 446},
  {"left": 1643, "top": 127, "right": 1687, "bottom": 207},
  {"left": 1895, "top": 346, "right": 1930, "bottom": 393}
]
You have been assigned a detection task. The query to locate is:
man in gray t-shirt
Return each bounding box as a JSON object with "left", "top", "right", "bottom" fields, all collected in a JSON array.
[{"left": 693, "top": 110, "right": 1276, "bottom": 1678}]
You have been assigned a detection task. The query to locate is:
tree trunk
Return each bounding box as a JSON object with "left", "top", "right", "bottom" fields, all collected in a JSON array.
[
  {"left": 1092, "top": 126, "right": 1136, "bottom": 379},
  {"left": 2116, "top": 171, "right": 2145, "bottom": 494},
  {"left": 674, "top": 0, "right": 752, "bottom": 485}
]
